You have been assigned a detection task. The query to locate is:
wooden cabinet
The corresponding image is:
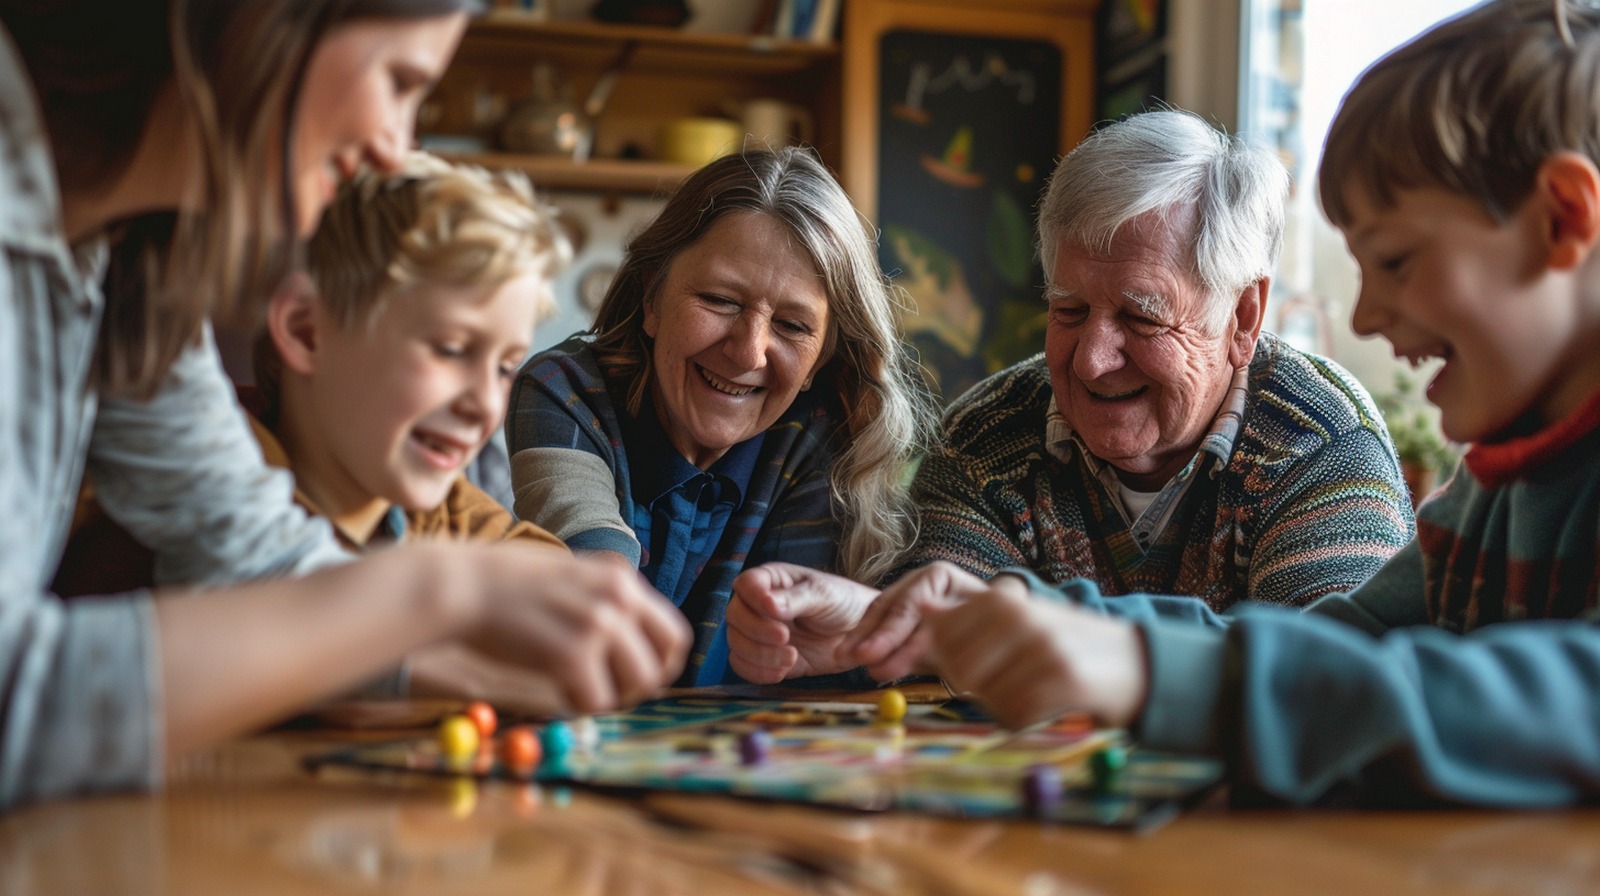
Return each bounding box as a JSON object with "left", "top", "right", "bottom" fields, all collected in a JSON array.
[{"left": 425, "top": 12, "right": 842, "bottom": 193}]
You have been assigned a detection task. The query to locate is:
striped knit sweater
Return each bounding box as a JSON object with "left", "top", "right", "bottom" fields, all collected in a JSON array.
[{"left": 904, "top": 333, "right": 1415, "bottom": 609}]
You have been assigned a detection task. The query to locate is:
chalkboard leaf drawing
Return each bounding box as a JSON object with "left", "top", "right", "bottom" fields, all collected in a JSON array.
[
  {"left": 891, "top": 63, "right": 932, "bottom": 125},
  {"left": 921, "top": 126, "right": 986, "bottom": 188},
  {"left": 986, "top": 298, "right": 1049, "bottom": 375},
  {"left": 987, "top": 189, "right": 1034, "bottom": 289},
  {"left": 886, "top": 225, "right": 982, "bottom": 359}
]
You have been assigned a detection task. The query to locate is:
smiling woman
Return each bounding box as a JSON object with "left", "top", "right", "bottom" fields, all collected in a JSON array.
[
  {"left": 506, "top": 147, "right": 939, "bottom": 686},
  {"left": 0, "top": 0, "right": 692, "bottom": 810}
]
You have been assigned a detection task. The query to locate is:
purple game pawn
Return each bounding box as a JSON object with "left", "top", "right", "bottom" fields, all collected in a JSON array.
[
  {"left": 1021, "top": 764, "right": 1064, "bottom": 817},
  {"left": 738, "top": 729, "right": 772, "bottom": 766}
]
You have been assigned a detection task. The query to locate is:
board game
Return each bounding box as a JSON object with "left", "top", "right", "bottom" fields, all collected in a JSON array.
[{"left": 304, "top": 694, "right": 1223, "bottom": 831}]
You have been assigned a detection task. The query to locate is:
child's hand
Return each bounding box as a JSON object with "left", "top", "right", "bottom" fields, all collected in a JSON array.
[
  {"left": 924, "top": 575, "right": 1149, "bottom": 729},
  {"left": 726, "top": 563, "right": 881, "bottom": 683},
  {"left": 841, "top": 562, "right": 989, "bottom": 682},
  {"left": 453, "top": 545, "right": 691, "bottom": 714}
]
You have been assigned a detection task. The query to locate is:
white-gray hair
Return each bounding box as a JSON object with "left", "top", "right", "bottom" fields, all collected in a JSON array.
[{"left": 1036, "top": 109, "right": 1288, "bottom": 333}]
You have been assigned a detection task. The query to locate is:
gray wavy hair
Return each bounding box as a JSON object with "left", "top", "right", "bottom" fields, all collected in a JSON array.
[
  {"left": 1036, "top": 109, "right": 1288, "bottom": 334},
  {"left": 590, "top": 147, "right": 938, "bottom": 584}
]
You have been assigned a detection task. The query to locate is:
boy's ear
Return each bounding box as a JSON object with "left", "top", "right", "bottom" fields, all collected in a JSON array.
[
  {"left": 266, "top": 276, "right": 321, "bottom": 376},
  {"left": 1538, "top": 152, "right": 1600, "bottom": 271}
]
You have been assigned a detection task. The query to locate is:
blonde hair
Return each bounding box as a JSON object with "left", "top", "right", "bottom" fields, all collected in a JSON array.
[
  {"left": 588, "top": 147, "right": 938, "bottom": 585},
  {"left": 255, "top": 152, "right": 568, "bottom": 408},
  {"left": 1320, "top": 0, "right": 1600, "bottom": 226}
]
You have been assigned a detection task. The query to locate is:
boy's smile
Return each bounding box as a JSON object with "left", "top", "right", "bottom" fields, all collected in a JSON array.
[
  {"left": 1342, "top": 175, "right": 1600, "bottom": 445},
  {"left": 297, "top": 270, "right": 541, "bottom": 533}
]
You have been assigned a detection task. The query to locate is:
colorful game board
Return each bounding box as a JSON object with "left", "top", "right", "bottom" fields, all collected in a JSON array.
[{"left": 305, "top": 695, "right": 1223, "bottom": 830}]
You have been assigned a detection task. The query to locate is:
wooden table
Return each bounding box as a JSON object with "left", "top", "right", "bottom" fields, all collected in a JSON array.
[{"left": 4, "top": 699, "right": 1599, "bottom": 896}]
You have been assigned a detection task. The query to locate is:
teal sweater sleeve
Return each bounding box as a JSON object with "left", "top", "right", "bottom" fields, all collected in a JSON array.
[{"left": 1009, "top": 568, "right": 1600, "bottom": 807}]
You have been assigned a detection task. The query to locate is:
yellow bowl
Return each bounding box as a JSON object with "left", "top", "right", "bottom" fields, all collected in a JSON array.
[{"left": 658, "top": 117, "right": 744, "bottom": 168}]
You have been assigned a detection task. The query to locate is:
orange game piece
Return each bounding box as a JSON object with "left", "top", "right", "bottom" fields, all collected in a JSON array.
[
  {"left": 500, "top": 725, "right": 542, "bottom": 772},
  {"left": 464, "top": 700, "right": 498, "bottom": 739}
]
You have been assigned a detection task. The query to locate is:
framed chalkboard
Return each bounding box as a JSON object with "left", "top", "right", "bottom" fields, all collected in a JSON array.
[{"left": 876, "top": 29, "right": 1062, "bottom": 399}]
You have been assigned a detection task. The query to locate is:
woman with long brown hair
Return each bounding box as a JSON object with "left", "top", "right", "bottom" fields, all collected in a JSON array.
[{"left": 0, "top": 0, "right": 688, "bottom": 809}]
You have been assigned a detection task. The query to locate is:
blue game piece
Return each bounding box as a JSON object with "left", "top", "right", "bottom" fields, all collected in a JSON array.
[
  {"left": 541, "top": 720, "right": 576, "bottom": 764},
  {"left": 738, "top": 729, "right": 772, "bottom": 766},
  {"left": 1021, "top": 764, "right": 1063, "bottom": 817}
]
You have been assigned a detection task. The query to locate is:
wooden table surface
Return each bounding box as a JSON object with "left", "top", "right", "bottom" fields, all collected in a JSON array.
[{"left": 4, "top": 697, "right": 1599, "bottom": 896}]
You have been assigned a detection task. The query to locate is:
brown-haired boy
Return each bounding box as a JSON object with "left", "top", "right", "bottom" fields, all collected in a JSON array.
[{"left": 846, "top": 0, "right": 1600, "bottom": 806}]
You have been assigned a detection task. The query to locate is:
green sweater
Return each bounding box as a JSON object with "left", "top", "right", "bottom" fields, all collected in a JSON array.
[{"left": 1034, "top": 386, "right": 1600, "bottom": 806}]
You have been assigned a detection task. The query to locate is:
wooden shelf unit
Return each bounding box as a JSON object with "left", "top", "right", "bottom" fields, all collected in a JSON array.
[{"left": 425, "top": 13, "right": 843, "bottom": 193}]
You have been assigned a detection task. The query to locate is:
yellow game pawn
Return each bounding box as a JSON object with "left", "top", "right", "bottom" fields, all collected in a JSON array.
[
  {"left": 437, "top": 714, "right": 481, "bottom": 763},
  {"left": 877, "top": 687, "right": 908, "bottom": 723}
]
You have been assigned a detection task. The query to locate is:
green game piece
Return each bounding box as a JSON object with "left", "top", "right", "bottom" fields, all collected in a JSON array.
[{"left": 1089, "top": 745, "right": 1128, "bottom": 791}]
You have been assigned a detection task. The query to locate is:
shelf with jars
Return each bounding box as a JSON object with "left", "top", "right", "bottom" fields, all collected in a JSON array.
[{"left": 421, "top": 11, "right": 843, "bottom": 194}]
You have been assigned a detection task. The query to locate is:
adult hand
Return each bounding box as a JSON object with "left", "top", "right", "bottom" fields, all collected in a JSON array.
[
  {"left": 455, "top": 544, "right": 692, "bottom": 714},
  {"left": 841, "top": 562, "right": 989, "bottom": 681},
  {"left": 725, "top": 563, "right": 881, "bottom": 683},
  {"left": 406, "top": 641, "right": 574, "bottom": 717},
  {"left": 925, "top": 574, "right": 1149, "bottom": 729}
]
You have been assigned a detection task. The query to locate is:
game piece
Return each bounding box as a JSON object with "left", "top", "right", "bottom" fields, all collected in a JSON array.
[
  {"left": 541, "top": 719, "right": 576, "bottom": 765},
  {"left": 569, "top": 715, "right": 600, "bottom": 752},
  {"left": 437, "top": 714, "right": 480, "bottom": 761},
  {"left": 1021, "top": 764, "right": 1064, "bottom": 817},
  {"left": 500, "top": 725, "right": 542, "bottom": 773},
  {"left": 1089, "top": 745, "right": 1128, "bottom": 792},
  {"left": 463, "top": 700, "right": 498, "bottom": 739},
  {"left": 738, "top": 729, "right": 772, "bottom": 766},
  {"left": 309, "top": 696, "right": 1223, "bottom": 831},
  {"left": 447, "top": 776, "right": 477, "bottom": 818},
  {"left": 876, "top": 688, "right": 908, "bottom": 723}
]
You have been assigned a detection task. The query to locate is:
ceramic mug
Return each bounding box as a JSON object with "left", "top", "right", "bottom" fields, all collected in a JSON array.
[
  {"left": 657, "top": 117, "right": 744, "bottom": 167},
  {"left": 737, "top": 98, "right": 812, "bottom": 149}
]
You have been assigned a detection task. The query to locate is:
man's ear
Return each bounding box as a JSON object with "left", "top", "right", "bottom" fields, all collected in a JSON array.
[
  {"left": 1539, "top": 152, "right": 1600, "bottom": 271},
  {"left": 266, "top": 275, "right": 322, "bottom": 376},
  {"left": 1227, "top": 277, "right": 1268, "bottom": 368}
]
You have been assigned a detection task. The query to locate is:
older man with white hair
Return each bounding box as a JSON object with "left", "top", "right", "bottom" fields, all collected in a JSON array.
[{"left": 725, "top": 109, "right": 1415, "bottom": 684}]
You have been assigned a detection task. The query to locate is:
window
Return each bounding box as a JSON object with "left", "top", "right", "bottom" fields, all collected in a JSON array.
[{"left": 1240, "top": 0, "right": 1477, "bottom": 396}]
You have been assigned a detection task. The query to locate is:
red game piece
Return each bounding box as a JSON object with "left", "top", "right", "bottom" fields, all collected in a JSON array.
[{"left": 464, "top": 700, "right": 498, "bottom": 739}]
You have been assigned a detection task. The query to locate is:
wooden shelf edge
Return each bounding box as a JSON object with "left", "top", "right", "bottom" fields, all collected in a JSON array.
[
  {"left": 473, "top": 11, "right": 840, "bottom": 58},
  {"left": 437, "top": 151, "right": 693, "bottom": 194}
]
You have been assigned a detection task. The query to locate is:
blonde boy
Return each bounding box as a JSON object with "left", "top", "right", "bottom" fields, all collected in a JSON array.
[
  {"left": 254, "top": 152, "right": 567, "bottom": 550},
  {"left": 844, "top": 0, "right": 1600, "bottom": 807},
  {"left": 65, "top": 153, "right": 584, "bottom": 712}
]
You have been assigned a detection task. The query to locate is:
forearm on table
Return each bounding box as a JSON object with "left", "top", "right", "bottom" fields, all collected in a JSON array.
[{"left": 154, "top": 545, "right": 471, "bottom": 756}]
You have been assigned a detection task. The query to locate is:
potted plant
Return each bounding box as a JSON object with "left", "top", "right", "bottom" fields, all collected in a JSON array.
[{"left": 1374, "top": 373, "right": 1459, "bottom": 506}]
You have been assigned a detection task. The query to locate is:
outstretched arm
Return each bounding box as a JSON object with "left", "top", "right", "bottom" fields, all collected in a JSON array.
[
  {"left": 158, "top": 542, "right": 690, "bottom": 756},
  {"left": 925, "top": 571, "right": 1600, "bottom": 807}
]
